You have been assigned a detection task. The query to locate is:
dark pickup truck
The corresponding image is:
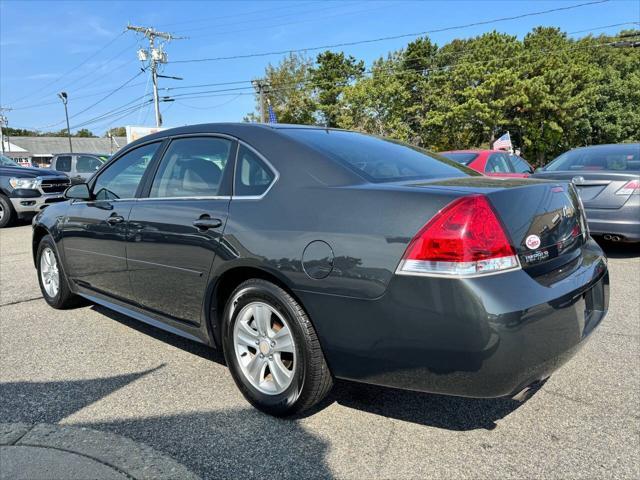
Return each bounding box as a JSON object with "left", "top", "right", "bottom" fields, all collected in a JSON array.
[{"left": 0, "top": 155, "right": 70, "bottom": 228}]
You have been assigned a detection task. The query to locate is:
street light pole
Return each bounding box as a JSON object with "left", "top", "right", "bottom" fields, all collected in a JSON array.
[{"left": 58, "top": 92, "right": 72, "bottom": 153}]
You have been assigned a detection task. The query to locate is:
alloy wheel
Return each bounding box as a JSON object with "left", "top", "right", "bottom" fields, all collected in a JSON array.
[
  {"left": 233, "top": 301, "right": 296, "bottom": 395},
  {"left": 40, "top": 247, "right": 60, "bottom": 298}
]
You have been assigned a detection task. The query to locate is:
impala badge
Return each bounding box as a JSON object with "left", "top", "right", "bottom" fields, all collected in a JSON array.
[{"left": 525, "top": 234, "right": 541, "bottom": 250}]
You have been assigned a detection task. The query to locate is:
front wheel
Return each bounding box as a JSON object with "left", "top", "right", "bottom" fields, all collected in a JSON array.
[
  {"left": 0, "top": 195, "right": 16, "bottom": 228},
  {"left": 222, "top": 279, "right": 333, "bottom": 416},
  {"left": 36, "top": 235, "right": 80, "bottom": 309}
]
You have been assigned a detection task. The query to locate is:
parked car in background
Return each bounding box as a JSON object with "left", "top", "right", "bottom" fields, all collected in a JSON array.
[
  {"left": 33, "top": 124, "right": 608, "bottom": 416},
  {"left": 0, "top": 154, "right": 70, "bottom": 228},
  {"left": 50, "top": 153, "right": 109, "bottom": 185},
  {"left": 532, "top": 143, "right": 640, "bottom": 243},
  {"left": 440, "top": 150, "right": 534, "bottom": 177}
]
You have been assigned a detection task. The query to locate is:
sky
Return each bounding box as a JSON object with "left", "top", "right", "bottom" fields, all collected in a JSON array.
[{"left": 1, "top": 0, "right": 638, "bottom": 135}]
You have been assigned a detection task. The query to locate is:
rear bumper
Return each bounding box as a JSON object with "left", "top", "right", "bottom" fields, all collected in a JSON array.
[
  {"left": 585, "top": 197, "right": 640, "bottom": 242},
  {"left": 297, "top": 238, "right": 609, "bottom": 398}
]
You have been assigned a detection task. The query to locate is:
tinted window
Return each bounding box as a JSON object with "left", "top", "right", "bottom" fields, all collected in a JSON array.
[
  {"left": 510, "top": 155, "right": 532, "bottom": 174},
  {"left": 544, "top": 144, "right": 640, "bottom": 172},
  {"left": 234, "top": 145, "right": 275, "bottom": 196},
  {"left": 76, "top": 155, "right": 104, "bottom": 173},
  {"left": 439, "top": 152, "right": 479, "bottom": 165},
  {"left": 280, "top": 129, "right": 478, "bottom": 182},
  {"left": 150, "top": 137, "right": 232, "bottom": 198},
  {"left": 94, "top": 142, "right": 159, "bottom": 200},
  {"left": 55, "top": 156, "right": 72, "bottom": 172},
  {"left": 486, "top": 153, "right": 513, "bottom": 173}
]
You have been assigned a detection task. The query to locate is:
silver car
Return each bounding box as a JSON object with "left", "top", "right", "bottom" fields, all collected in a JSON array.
[
  {"left": 50, "top": 153, "right": 109, "bottom": 185},
  {"left": 533, "top": 143, "right": 640, "bottom": 243}
]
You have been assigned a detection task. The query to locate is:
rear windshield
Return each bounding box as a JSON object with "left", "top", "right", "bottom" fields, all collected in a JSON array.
[
  {"left": 439, "top": 152, "right": 479, "bottom": 165},
  {"left": 280, "top": 129, "right": 479, "bottom": 182},
  {"left": 544, "top": 144, "right": 640, "bottom": 172}
]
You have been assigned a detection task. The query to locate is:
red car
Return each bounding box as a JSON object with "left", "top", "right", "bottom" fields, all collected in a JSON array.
[{"left": 440, "top": 150, "right": 534, "bottom": 177}]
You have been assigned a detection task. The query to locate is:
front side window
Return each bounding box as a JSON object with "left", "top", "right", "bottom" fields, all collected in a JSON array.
[
  {"left": 93, "top": 142, "right": 159, "bottom": 200},
  {"left": 280, "top": 129, "right": 478, "bottom": 182},
  {"left": 486, "top": 153, "right": 513, "bottom": 174},
  {"left": 234, "top": 145, "right": 275, "bottom": 196},
  {"left": 55, "top": 156, "right": 72, "bottom": 172},
  {"left": 150, "top": 137, "right": 232, "bottom": 198}
]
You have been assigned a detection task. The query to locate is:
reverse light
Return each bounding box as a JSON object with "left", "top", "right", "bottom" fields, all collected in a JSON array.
[
  {"left": 397, "top": 195, "right": 520, "bottom": 277},
  {"left": 9, "top": 177, "right": 41, "bottom": 190},
  {"left": 615, "top": 179, "right": 640, "bottom": 196}
]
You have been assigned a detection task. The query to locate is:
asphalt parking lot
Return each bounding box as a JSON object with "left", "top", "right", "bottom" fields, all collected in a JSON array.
[{"left": 1, "top": 223, "right": 639, "bottom": 479}]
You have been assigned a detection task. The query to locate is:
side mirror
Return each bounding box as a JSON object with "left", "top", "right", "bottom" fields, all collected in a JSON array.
[{"left": 65, "top": 183, "right": 92, "bottom": 200}]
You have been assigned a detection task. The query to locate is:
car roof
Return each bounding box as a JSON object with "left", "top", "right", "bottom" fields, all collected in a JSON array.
[
  {"left": 440, "top": 149, "right": 509, "bottom": 154},
  {"left": 567, "top": 143, "right": 640, "bottom": 151},
  {"left": 52, "top": 152, "right": 108, "bottom": 156}
]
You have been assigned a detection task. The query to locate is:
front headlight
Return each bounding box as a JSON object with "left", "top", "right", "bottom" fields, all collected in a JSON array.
[{"left": 9, "top": 177, "right": 41, "bottom": 189}]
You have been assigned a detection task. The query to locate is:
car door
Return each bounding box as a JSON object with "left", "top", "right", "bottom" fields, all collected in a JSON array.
[
  {"left": 126, "top": 135, "right": 236, "bottom": 324},
  {"left": 62, "top": 141, "right": 162, "bottom": 301},
  {"left": 74, "top": 155, "right": 104, "bottom": 183}
]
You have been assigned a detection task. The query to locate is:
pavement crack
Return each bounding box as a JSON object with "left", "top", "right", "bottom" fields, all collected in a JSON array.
[
  {"left": 0, "top": 296, "right": 43, "bottom": 308},
  {"left": 9, "top": 425, "right": 35, "bottom": 446}
]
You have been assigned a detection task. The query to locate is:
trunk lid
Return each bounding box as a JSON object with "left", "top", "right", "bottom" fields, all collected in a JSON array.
[
  {"left": 532, "top": 171, "right": 640, "bottom": 209},
  {"left": 406, "top": 177, "right": 587, "bottom": 271}
]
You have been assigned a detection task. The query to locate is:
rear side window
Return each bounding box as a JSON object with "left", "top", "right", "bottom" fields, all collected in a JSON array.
[
  {"left": 234, "top": 145, "right": 275, "bottom": 196},
  {"left": 150, "top": 137, "right": 232, "bottom": 198},
  {"left": 280, "top": 129, "right": 478, "bottom": 182},
  {"left": 54, "top": 156, "right": 71, "bottom": 172},
  {"left": 76, "top": 155, "right": 103, "bottom": 173},
  {"left": 510, "top": 155, "right": 532, "bottom": 174},
  {"left": 545, "top": 144, "right": 640, "bottom": 172},
  {"left": 486, "top": 153, "right": 514, "bottom": 174}
]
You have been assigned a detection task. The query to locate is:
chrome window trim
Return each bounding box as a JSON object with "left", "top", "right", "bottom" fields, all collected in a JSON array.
[
  {"left": 232, "top": 140, "right": 279, "bottom": 200},
  {"left": 137, "top": 195, "right": 231, "bottom": 201}
]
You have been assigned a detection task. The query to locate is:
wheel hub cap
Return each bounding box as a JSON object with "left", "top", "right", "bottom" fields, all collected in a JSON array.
[{"left": 233, "top": 301, "right": 296, "bottom": 395}]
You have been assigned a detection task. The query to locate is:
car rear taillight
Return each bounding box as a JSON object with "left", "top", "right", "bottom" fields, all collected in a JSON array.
[
  {"left": 397, "top": 195, "right": 520, "bottom": 277},
  {"left": 615, "top": 179, "right": 640, "bottom": 195}
]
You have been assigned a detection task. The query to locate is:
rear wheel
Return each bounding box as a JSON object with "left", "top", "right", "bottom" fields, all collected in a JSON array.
[
  {"left": 36, "top": 235, "right": 80, "bottom": 309},
  {"left": 0, "top": 195, "right": 15, "bottom": 228},
  {"left": 222, "top": 279, "right": 333, "bottom": 416}
]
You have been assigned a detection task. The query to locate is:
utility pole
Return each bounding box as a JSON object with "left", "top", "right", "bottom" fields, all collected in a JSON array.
[
  {"left": 252, "top": 80, "right": 268, "bottom": 123},
  {"left": 0, "top": 107, "right": 11, "bottom": 155},
  {"left": 127, "top": 25, "right": 184, "bottom": 127},
  {"left": 57, "top": 92, "right": 72, "bottom": 153}
]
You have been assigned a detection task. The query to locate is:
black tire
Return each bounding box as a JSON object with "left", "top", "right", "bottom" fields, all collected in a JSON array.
[
  {"left": 222, "top": 279, "right": 333, "bottom": 417},
  {"left": 36, "top": 234, "right": 81, "bottom": 309},
  {"left": 0, "top": 195, "right": 16, "bottom": 228}
]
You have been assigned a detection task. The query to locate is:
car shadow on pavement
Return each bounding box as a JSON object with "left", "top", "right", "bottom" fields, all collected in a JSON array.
[
  {"left": 0, "top": 366, "right": 164, "bottom": 425},
  {"left": 79, "top": 409, "right": 332, "bottom": 480},
  {"left": 90, "top": 304, "right": 226, "bottom": 366}
]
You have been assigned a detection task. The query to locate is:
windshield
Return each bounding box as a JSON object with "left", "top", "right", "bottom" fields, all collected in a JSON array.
[
  {"left": 280, "top": 129, "right": 479, "bottom": 182},
  {"left": 439, "top": 152, "right": 479, "bottom": 165},
  {"left": 0, "top": 155, "right": 19, "bottom": 167},
  {"left": 544, "top": 144, "right": 640, "bottom": 172}
]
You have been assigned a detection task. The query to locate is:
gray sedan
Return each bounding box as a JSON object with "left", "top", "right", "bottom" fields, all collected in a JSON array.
[{"left": 533, "top": 143, "right": 640, "bottom": 243}]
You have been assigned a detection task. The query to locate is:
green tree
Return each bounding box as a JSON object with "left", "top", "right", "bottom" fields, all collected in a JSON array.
[
  {"left": 310, "top": 51, "right": 364, "bottom": 127},
  {"left": 245, "top": 52, "right": 316, "bottom": 124},
  {"left": 75, "top": 128, "right": 95, "bottom": 138},
  {"left": 105, "top": 126, "right": 127, "bottom": 137}
]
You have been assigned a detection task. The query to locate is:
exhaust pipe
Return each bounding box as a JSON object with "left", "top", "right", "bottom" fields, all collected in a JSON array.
[
  {"left": 603, "top": 234, "right": 622, "bottom": 242},
  {"left": 604, "top": 234, "right": 612, "bottom": 240}
]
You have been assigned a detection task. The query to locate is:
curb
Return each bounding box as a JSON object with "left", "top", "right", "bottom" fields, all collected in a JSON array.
[{"left": 0, "top": 423, "right": 200, "bottom": 480}]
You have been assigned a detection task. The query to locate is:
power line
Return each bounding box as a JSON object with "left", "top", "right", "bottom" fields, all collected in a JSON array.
[
  {"left": 171, "top": 0, "right": 611, "bottom": 63},
  {"left": 4, "top": 31, "right": 127, "bottom": 106}
]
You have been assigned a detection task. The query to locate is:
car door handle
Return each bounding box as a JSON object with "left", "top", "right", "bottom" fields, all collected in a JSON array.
[
  {"left": 193, "top": 217, "right": 222, "bottom": 230},
  {"left": 106, "top": 215, "right": 125, "bottom": 225}
]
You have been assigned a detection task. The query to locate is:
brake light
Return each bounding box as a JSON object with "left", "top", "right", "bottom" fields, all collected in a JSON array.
[
  {"left": 397, "top": 195, "right": 520, "bottom": 277},
  {"left": 615, "top": 179, "right": 640, "bottom": 195}
]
